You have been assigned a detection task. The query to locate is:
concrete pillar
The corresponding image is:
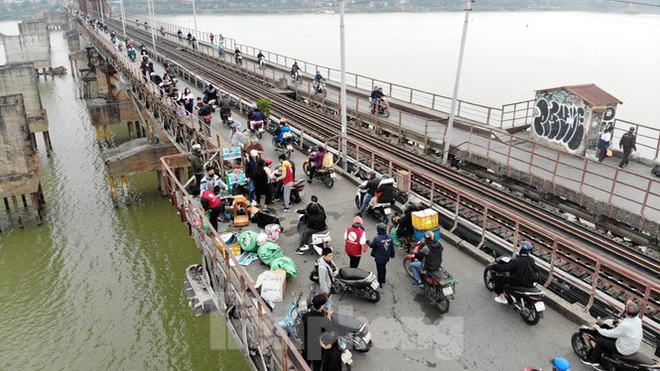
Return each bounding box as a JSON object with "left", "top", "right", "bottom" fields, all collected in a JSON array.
[
  {"left": 120, "top": 176, "right": 129, "bottom": 204},
  {"left": 95, "top": 126, "right": 102, "bottom": 144},
  {"left": 127, "top": 121, "right": 134, "bottom": 140},
  {"left": 21, "top": 194, "right": 28, "bottom": 207},
  {"left": 109, "top": 177, "right": 118, "bottom": 207},
  {"left": 4, "top": 198, "right": 9, "bottom": 210},
  {"left": 11, "top": 195, "right": 23, "bottom": 228},
  {"left": 103, "top": 125, "right": 111, "bottom": 144},
  {"left": 157, "top": 170, "right": 166, "bottom": 196},
  {"left": 30, "top": 193, "right": 42, "bottom": 225},
  {"left": 43, "top": 131, "right": 53, "bottom": 155}
]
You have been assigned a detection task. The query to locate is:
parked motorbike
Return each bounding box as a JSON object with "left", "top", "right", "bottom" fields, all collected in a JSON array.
[
  {"left": 296, "top": 214, "right": 331, "bottom": 255},
  {"left": 354, "top": 177, "right": 405, "bottom": 224},
  {"left": 572, "top": 315, "right": 660, "bottom": 371},
  {"left": 302, "top": 152, "right": 335, "bottom": 189},
  {"left": 278, "top": 291, "right": 372, "bottom": 354},
  {"left": 310, "top": 265, "right": 381, "bottom": 303},
  {"left": 313, "top": 80, "right": 327, "bottom": 97},
  {"left": 370, "top": 97, "right": 391, "bottom": 118},
  {"left": 272, "top": 135, "right": 294, "bottom": 159},
  {"left": 483, "top": 255, "right": 546, "bottom": 325},
  {"left": 272, "top": 165, "right": 305, "bottom": 204},
  {"left": 403, "top": 242, "right": 457, "bottom": 313}
]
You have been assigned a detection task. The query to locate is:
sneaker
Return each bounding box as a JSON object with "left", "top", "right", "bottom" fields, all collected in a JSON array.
[
  {"left": 283, "top": 208, "right": 290, "bottom": 213},
  {"left": 412, "top": 281, "right": 424, "bottom": 287},
  {"left": 299, "top": 245, "right": 309, "bottom": 251},
  {"left": 273, "top": 198, "right": 281, "bottom": 202},
  {"left": 295, "top": 248, "right": 305, "bottom": 255},
  {"left": 494, "top": 296, "right": 508, "bottom": 304}
]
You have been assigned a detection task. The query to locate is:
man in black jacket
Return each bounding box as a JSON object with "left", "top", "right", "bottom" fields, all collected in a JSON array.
[
  {"left": 410, "top": 230, "right": 444, "bottom": 287},
  {"left": 358, "top": 171, "right": 381, "bottom": 215},
  {"left": 375, "top": 174, "right": 395, "bottom": 204},
  {"left": 618, "top": 126, "right": 637, "bottom": 168},
  {"left": 296, "top": 197, "right": 327, "bottom": 254},
  {"left": 492, "top": 240, "right": 537, "bottom": 304},
  {"left": 301, "top": 294, "right": 331, "bottom": 371}
]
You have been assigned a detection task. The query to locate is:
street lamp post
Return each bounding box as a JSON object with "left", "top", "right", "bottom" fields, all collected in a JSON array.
[
  {"left": 442, "top": 0, "right": 474, "bottom": 164},
  {"left": 339, "top": 0, "right": 348, "bottom": 171},
  {"left": 99, "top": 0, "right": 104, "bottom": 23},
  {"left": 119, "top": 0, "right": 126, "bottom": 36},
  {"left": 192, "top": 0, "right": 199, "bottom": 48},
  {"left": 147, "top": 0, "right": 157, "bottom": 54}
]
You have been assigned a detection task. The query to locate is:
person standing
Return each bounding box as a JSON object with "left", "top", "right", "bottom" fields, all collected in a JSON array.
[
  {"left": 245, "top": 149, "right": 260, "bottom": 202},
  {"left": 181, "top": 87, "right": 195, "bottom": 114},
  {"left": 619, "top": 127, "right": 637, "bottom": 168},
  {"left": 317, "top": 247, "right": 338, "bottom": 311},
  {"left": 368, "top": 223, "right": 395, "bottom": 290},
  {"left": 230, "top": 124, "right": 243, "bottom": 149},
  {"left": 209, "top": 33, "right": 214, "bottom": 44},
  {"left": 344, "top": 216, "right": 367, "bottom": 268},
  {"left": 252, "top": 159, "right": 274, "bottom": 211},
  {"left": 319, "top": 332, "right": 344, "bottom": 371},
  {"left": 189, "top": 144, "right": 204, "bottom": 194},
  {"left": 597, "top": 127, "right": 613, "bottom": 162},
  {"left": 199, "top": 165, "right": 228, "bottom": 196},
  {"left": 301, "top": 294, "right": 331, "bottom": 371},
  {"left": 193, "top": 188, "right": 224, "bottom": 232},
  {"left": 276, "top": 154, "right": 294, "bottom": 212}
]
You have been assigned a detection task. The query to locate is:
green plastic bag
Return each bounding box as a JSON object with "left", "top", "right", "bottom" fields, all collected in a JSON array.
[
  {"left": 391, "top": 228, "right": 402, "bottom": 246},
  {"left": 239, "top": 230, "right": 259, "bottom": 252},
  {"left": 257, "top": 241, "right": 284, "bottom": 266},
  {"left": 270, "top": 257, "right": 298, "bottom": 277}
]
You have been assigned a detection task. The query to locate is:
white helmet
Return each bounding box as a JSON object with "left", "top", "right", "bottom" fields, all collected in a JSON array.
[
  {"left": 192, "top": 144, "right": 201, "bottom": 151},
  {"left": 256, "top": 232, "right": 268, "bottom": 246}
]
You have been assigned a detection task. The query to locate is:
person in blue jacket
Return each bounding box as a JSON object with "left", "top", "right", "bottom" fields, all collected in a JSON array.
[{"left": 368, "top": 223, "right": 395, "bottom": 290}]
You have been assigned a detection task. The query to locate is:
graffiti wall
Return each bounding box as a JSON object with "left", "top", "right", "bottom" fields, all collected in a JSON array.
[{"left": 532, "top": 90, "right": 589, "bottom": 154}]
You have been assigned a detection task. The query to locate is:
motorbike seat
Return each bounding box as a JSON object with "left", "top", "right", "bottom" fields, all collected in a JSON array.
[
  {"left": 507, "top": 285, "right": 543, "bottom": 295},
  {"left": 331, "top": 312, "right": 363, "bottom": 333},
  {"left": 610, "top": 351, "right": 657, "bottom": 366},
  {"left": 339, "top": 268, "right": 370, "bottom": 281}
]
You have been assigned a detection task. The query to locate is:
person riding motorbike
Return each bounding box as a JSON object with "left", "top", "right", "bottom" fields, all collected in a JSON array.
[
  {"left": 307, "top": 145, "right": 326, "bottom": 183},
  {"left": 296, "top": 197, "right": 328, "bottom": 254},
  {"left": 313, "top": 71, "right": 325, "bottom": 92},
  {"left": 249, "top": 104, "right": 264, "bottom": 131},
  {"left": 273, "top": 119, "right": 292, "bottom": 145},
  {"left": 374, "top": 174, "right": 395, "bottom": 205},
  {"left": 234, "top": 48, "right": 242, "bottom": 62},
  {"left": 586, "top": 300, "right": 643, "bottom": 367},
  {"left": 492, "top": 240, "right": 538, "bottom": 304},
  {"left": 290, "top": 61, "right": 300, "bottom": 77},
  {"left": 410, "top": 230, "right": 444, "bottom": 287},
  {"left": 219, "top": 93, "right": 231, "bottom": 123},
  {"left": 358, "top": 171, "right": 381, "bottom": 215},
  {"left": 203, "top": 83, "right": 219, "bottom": 105},
  {"left": 395, "top": 202, "right": 424, "bottom": 244},
  {"left": 257, "top": 50, "right": 265, "bottom": 63},
  {"left": 370, "top": 86, "right": 386, "bottom": 112}
]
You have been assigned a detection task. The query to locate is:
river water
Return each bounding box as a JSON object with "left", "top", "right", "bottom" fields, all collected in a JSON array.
[
  {"left": 0, "top": 10, "right": 658, "bottom": 370},
  {"left": 0, "top": 23, "right": 246, "bottom": 370}
]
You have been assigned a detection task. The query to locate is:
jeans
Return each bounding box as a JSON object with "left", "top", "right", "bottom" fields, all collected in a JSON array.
[
  {"left": 283, "top": 183, "right": 292, "bottom": 209},
  {"left": 359, "top": 193, "right": 373, "bottom": 214},
  {"left": 248, "top": 180, "right": 255, "bottom": 201},
  {"left": 410, "top": 261, "right": 423, "bottom": 282}
]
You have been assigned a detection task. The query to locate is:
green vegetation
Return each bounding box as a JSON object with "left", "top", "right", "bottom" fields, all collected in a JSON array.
[{"left": 257, "top": 98, "right": 272, "bottom": 120}]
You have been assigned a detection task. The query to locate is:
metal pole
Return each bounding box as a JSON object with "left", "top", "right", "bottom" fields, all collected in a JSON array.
[
  {"left": 119, "top": 0, "right": 126, "bottom": 36},
  {"left": 99, "top": 0, "right": 104, "bottom": 23},
  {"left": 147, "top": 0, "right": 157, "bottom": 54},
  {"left": 339, "top": 0, "right": 348, "bottom": 171},
  {"left": 192, "top": 0, "right": 199, "bottom": 48},
  {"left": 442, "top": 0, "right": 473, "bottom": 164}
]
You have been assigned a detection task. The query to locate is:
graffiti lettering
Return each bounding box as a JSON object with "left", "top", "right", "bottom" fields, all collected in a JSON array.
[{"left": 533, "top": 97, "right": 585, "bottom": 152}]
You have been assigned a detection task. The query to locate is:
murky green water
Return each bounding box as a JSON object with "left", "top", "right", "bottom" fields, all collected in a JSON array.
[{"left": 0, "top": 25, "right": 247, "bottom": 371}]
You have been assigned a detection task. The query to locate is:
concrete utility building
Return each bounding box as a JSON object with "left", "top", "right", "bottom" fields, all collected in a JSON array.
[{"left": 531, "top": 84, "right": 622, "bottom": 156}]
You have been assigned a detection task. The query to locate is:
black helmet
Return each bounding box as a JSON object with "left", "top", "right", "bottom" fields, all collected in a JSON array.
[
  {"left": 423, "top": 230, "right": 435, "bottom": 241},
  {"left": 625, "top": 300, "right": 640, "bottom": 317},
  {"left": 376, "top": 223, "right": 387, "bottom": 234}
]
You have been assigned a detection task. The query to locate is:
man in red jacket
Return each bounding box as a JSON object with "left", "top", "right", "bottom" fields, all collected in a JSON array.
[
  {"left": 193, "top": 188, "right": 224, "bottom": 232},
  {"left": 344, "top": 216, "right": 367, "bottom": 268}
]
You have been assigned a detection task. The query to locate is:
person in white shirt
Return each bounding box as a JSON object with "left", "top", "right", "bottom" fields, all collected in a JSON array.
[
  {"left": 199, "top": 166, "right": 228, "bottom": 196},
  {"left": 587, "top": 300, "right": 643, "bottom": 366},
  {"left": 597, "top": 127, "right": 613, "bottom": 162}
]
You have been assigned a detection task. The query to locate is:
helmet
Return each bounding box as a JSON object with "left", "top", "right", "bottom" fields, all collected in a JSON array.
[
  {"left": 520, "top": 240, "right": 533, "bottom": 253},
  {"left": 264, "top": 159, "right": 272, "bottom": 166},
  {"left": 376, "top": 223, "right": 387, "bottom": 234},
  {"left": 252, "top": 104, "right": 258, "bottom": 110},
  {"left": 256, "top": 232, "right": 268, "bottom": 246},
  {"left": 378, "top": 86, "right": 383, "bottom": 91},
  {"left": 551, "top": 357, "right": 571, "bottom": 371},
  {"left": 625, "top": 301, "right": 640, "bottom": 317},
  {"left": 424, "top": 230, "right": 435, "bottom": 240},
  {"left": 192, "top": 144, "right": 201, "bottom": 151}
]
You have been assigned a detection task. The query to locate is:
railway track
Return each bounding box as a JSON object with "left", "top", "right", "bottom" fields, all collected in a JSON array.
[{"left": 103, "top": 19, "right": 659, "bottom": 330}]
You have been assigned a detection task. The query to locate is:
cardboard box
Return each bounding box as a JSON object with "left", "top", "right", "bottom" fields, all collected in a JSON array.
[
  {"left": 412, "top": 209, "right": 439, "bottom": 230},
  {"left": 255, "top": 268, "right": 287, "bottom": 303}
]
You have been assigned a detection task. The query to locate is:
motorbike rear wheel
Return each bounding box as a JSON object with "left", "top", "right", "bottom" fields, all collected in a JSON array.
[
  {"left": 402, "top": 258, "right": 414, "bottom": 279},
  {"left": 436, "top": 297, "right": 450, "bottom": 314},
  {"left": 323, "top": 175, "right": 334, "bottom": 188},
  {"left": 356, "top": 287, "right": 380, "bottom": 303},
  {"left": 351, "top": 335, "right": 371, "bottom": 353},
  {"left": 256, "top": 130, "right": 262, "bottom": 139},
  {"left": 302, "top": 161, "right": 311, "bottom": 176},
  {"left": 384, "top": 109, "right": 390, "bottom": 118},
  {"left": 571, "top": 333, "right": 592, "bottom": 360},
  {"left": 520, "top": 302, "right": 541, "bottom": 325},
  {"left": 483, "top": 266, "right": 496, "bottom": 292}
]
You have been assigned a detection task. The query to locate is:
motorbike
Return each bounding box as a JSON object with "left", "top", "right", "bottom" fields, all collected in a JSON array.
[
  {"left": 310, "top": 266, "right": 381, "bottom": 303},
  {"left": 404, "top": 242, "right": 457, "bottom": 313},
  {"left": 291, "top": 70, "right": 302, "bottom": 85},
  {"left": 220, "top": 109, "right": 233, "bottom": 126},
  {"left": 278, "top": 291, "right": 372, "bottom": 355},
  {"left": 272, "top": 135, "right": 294, "bottom": 159},
  {"left": 370, "top": 97, "right": 391, "bottom": 118},
  {"left": 127, "top": 48, "right": 136, "bottom": 62},
  {"left": 313, "top": 80, "right": 328, "bottom": 97},
  {"left": 302, "top": 152, "right": 335, "bottom": 189},
  {"left": 235, "top": 53, "right": 243, "bottom": 65},
  {"left": 258, "top": 56, "right": 266, "bottom": 70},
  {"left": 354, "top": 177, "right": 406, "bottom": 224},
  {"left": 272, "top": 165, "right": 305, "bottom": 204},
  {"left": 483, "top": 255, "right": 546, "bottom": 325},
  {"left": 296, "top": 214, "right": 331, "bottom": 256},
  {"left": 572, "top": 315, "right": 660, "bottom": 371},
  {"left": 249, "top": 119, "right": 265, "bottom": 139},
  {"left": 117, "top": 42, "right": 123, "bottom": 52}
]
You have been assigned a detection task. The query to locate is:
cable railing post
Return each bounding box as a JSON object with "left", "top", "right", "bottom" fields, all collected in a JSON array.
[
  {"left": 551, "top": 151, "right": 560, "bottom": 194},
  {"left": 529, "top": 142, "right": 536, "bottom": 186},
  {"left": 585, "top": 261, "right": 602, "bottom": 312},
  {"left": 543, "top": 240, "right": 559, "bottom": 287},
  {"left": 398, "top": 110, "right": 403, "bottom": 144}
]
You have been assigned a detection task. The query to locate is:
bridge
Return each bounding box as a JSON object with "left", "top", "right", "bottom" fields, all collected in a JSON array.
[{"left": 66, "top": 7, "right": 659, "bottom": 371}]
